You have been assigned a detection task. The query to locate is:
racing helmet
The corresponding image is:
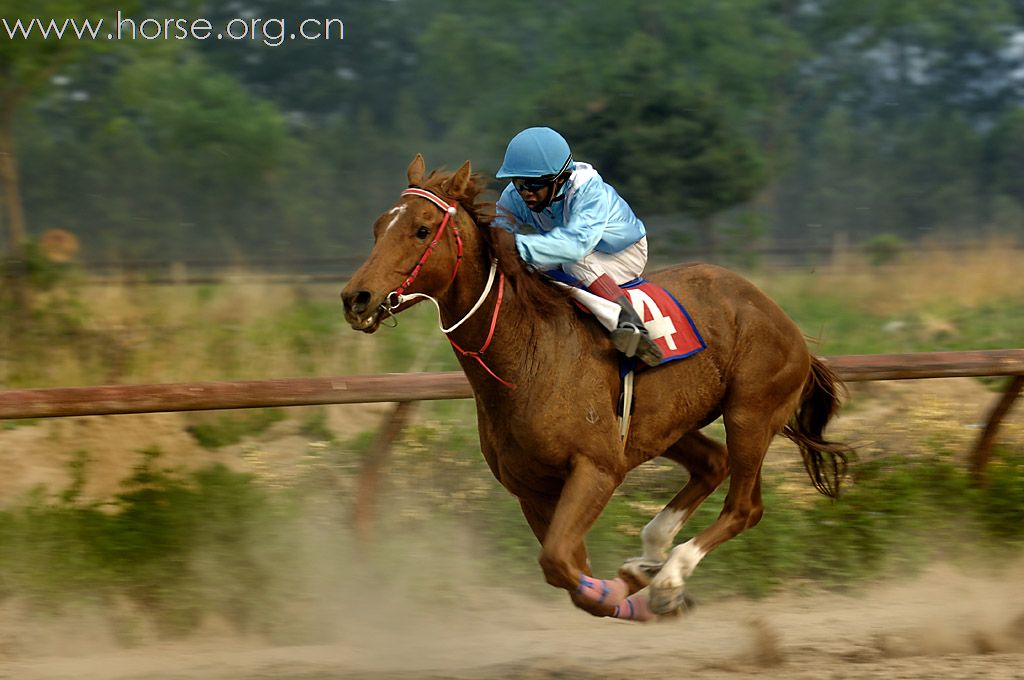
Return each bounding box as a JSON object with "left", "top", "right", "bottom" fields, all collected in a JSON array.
[{"left": 495, "top": 127, "right": 574, "bottom": 179}]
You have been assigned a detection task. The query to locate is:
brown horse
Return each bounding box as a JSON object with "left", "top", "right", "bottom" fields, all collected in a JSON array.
[{"left": 341, "top": 155, "right": 850, "bottom": 621}]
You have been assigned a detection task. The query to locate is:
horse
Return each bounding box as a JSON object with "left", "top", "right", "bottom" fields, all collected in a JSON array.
[{"left": 341, "top": 155, "right": 850, "bottom": 621}]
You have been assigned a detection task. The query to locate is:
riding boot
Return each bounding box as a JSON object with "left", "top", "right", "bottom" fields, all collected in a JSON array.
[
  {"left": 587, "top": 274, "right": 663, "bottom": 367},
  {"left": 611, "top": 296, "right": 664, "bottom": 367}
]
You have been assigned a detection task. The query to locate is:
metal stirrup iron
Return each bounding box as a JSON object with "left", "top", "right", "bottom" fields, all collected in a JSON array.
[{"left": 616, "top": 324, "right": 643, "bottom": 358}]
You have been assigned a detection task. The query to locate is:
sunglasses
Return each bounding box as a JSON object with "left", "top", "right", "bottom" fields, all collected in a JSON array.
[
  {"left": 512, "top": 177, "right": 554, "bottom": 194},
  {"left": 511, "top": 155, "right": 573, "bottom": 195}
]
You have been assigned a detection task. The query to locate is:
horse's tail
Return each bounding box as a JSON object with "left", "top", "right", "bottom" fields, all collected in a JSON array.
[{"left": 782, "top": 355, "right": 852, "bottom": 499}]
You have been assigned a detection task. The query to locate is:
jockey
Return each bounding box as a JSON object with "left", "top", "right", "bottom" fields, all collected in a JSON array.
[{"left": 494, "top": 126, "right": 663, "bottom": 367}]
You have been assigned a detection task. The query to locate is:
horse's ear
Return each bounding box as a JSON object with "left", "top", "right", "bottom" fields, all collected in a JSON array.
[
  {"left": 407, "top": 154, "right": 425, "bottom": 186},
  {"left": 443, "top": 160, "right": 472, "bottom": 196}
]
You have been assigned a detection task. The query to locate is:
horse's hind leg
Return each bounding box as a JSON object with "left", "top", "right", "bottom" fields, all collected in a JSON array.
[
  {"left": 648, "top": 400, "right": 788, "bottom": 614},
  {"left": 618, "top": 431, "right": 729, "bottom": 591}
]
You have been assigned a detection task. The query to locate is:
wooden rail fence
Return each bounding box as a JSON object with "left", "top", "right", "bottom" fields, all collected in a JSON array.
[
  {"left": 2, "top": 350, "right": 1022, "bottom": 420},
  {"left": 1, "top": 350, "right": 1021, "bottom": 489}
]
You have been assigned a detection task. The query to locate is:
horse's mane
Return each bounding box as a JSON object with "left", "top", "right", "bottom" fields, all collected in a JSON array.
[
  {"left": 419, "top": 168, "right": 495, "bottom": 231},
  {"left": 416, "top": 169, "right": 571, "bottom": 316}
]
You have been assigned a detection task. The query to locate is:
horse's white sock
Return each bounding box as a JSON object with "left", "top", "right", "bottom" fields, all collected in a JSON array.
[{"left": 576, "top": 574, "right": 629, "bottom": 607}]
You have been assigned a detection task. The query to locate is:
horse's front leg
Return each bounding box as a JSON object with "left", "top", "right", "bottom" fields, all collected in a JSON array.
[
  {"left": 518, "top": 493, "right": 590, "bottom": 576},
  {"left": 532, "top": 456, "right": 657, "bottom": 621}
]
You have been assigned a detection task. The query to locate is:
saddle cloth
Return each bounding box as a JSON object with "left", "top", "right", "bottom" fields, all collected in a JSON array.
[{"left": 547, "top": 271, "right": 706, "bottom": 366}]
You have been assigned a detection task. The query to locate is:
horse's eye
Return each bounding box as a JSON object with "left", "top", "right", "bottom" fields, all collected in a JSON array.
[{"left": 415, "top": 226, "right": 430, "bottom": 239}]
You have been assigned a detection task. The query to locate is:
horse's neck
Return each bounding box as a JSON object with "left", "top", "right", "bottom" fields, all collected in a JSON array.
[{"left": 441, "top": 257, "right": 574, "bottom": 392}]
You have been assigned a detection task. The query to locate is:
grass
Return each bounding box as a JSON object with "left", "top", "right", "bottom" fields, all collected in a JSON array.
[
  {"left": 185, "top": 408, "right": 287, "bottom": 449},
  {"left": 749, "top": 239, "right": 1024, "bottom": 355},
  {"left": 0, "top": 448, "right": 315, "bottom": 638},
  {"left": 0, "top": 278, "right": 455, "bottom": 388},
  {"left": 337, "top": 405, "right": 1024, "bottom": 601},
  {"left": 2, "top": 239, "right": 1020, "bottom": 388}
]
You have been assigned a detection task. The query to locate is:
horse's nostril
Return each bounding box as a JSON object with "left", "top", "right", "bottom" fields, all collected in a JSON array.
[{"left": 348, "top": 290, "right": 371, "bottom": 314}]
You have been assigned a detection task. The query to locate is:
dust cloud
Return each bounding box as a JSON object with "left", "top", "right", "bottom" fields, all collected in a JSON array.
[{"left": 3, "top": 537, "right": 1024, "bottom": 680}]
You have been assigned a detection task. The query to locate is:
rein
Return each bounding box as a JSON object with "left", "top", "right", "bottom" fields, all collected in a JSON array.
[{"left": 382, "top": 187, "right": 515, "bottom": 389}]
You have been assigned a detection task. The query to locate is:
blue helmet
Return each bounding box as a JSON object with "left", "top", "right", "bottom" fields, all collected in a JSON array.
[{"left": 496, "top": 127, "right": 574, "bottom": 179}]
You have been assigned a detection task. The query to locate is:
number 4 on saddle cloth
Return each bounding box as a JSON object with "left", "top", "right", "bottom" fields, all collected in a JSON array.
[{"left": 545, "top": 271, "right": 706, "bottom": 369}]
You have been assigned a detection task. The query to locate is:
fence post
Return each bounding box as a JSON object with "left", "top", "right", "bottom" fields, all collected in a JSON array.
[
  {"left": 352, "top": 401, "right": 417, "bottom": 542},
  {"left": 969, "top": 375, "right": 1023, "bottom": 484}
]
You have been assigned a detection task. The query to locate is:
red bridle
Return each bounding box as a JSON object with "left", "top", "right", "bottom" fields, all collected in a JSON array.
[
  {"left": 389, "top": 187, "right": 463, "bottom": 300},
  {"left": 385, "top": 187, "right": 514, "bottom": 389}
]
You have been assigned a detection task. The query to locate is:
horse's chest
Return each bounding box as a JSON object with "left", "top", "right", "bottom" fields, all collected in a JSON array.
[
  {"left": 477, "top": 403, "right": 618, "bottom": 496},
  {"left": 491, "top": 453, "right": 565, "bottom": 497},
  {"left": 485, "top": 424, "right": 568, "bottom": 476}
]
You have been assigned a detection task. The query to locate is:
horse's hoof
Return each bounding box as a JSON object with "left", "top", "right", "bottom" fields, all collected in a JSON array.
[
  {"left": 648, "top": 581, "right": 693, "bottom": 616},
  {"left": 618, "top": 558, "right": 665, "bottom": 589}
]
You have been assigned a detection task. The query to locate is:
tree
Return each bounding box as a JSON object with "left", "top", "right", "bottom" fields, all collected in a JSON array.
[
  {"left": 194, "top": 0, "right": 423, "bottom": 124},
  {"left": 20, "top": 44, "right": 295, "bottom": 259},
  {"left": 1, "top": 1, "right": 134, "bottom": 305},
  {"left": 776, "top": 0, "right": 1021, "bottom": 243},
  {"left": 546, "top": 34, "right": 767, "bottom": 253},
  {"left": 985, "top": 108, "right": 1024, "bottom": 228},
  {"left": 797, "top": 0, "right": 1019, "bottom": 123}
]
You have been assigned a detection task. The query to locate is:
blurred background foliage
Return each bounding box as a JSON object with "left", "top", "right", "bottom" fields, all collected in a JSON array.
[{"left": 2, "top": 0, "right": 1023, "bottom": 264}]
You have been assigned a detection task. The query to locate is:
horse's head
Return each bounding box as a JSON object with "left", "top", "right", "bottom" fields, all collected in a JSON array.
[{"left": 341, "top": 154, "right": 481, "bottom": 333}]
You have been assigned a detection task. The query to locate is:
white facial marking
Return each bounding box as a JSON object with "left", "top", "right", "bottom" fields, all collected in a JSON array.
[
  {"left": 384, "top": 205, "right": 406, "bottom": 232},
  {"left": 641, "top": 509, "right": 689, "bottom": 561}
]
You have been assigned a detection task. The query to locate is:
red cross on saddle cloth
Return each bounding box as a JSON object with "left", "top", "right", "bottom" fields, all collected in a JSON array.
[{"left": 622, "top": 279, "right": 706, "bottom": 365}]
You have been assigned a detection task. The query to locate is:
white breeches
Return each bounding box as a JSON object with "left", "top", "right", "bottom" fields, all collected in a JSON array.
[
  {"left": 560, "top": 237, "right": 648, "bottom": 287},
  {"left": 547, "top": 237, "right": 649, "bottom": 333}
]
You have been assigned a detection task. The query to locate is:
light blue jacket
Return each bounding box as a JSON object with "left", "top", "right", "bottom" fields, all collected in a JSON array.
[{"left": 495, "top": 163, "right": 646, "bottom": 268}]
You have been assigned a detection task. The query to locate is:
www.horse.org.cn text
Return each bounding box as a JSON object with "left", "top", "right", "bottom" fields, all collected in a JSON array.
[{"left": 1, "top": 12, "right": 345, "bottom": 47}]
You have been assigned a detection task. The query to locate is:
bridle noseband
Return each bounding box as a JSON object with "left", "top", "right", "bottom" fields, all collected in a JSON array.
[{"left": 381, "top": 187, "right": 514, "bottom": 389}]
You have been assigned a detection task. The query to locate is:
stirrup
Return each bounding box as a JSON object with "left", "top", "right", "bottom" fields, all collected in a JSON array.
[{"left": 611, "top": 324, "right": 663, "bottom": 367}]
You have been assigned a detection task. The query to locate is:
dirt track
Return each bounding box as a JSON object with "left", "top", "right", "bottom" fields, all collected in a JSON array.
[{"left": 5, "top": 561, "right": 1024, "bottom": 680}]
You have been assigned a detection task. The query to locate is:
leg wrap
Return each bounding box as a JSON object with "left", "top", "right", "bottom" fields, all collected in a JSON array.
[
  {"left": 576, "top": 574, "right": 629, "bottom": 607},
  {"left": 613, "top": 591, "right": 658, "bottom": 622}
]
